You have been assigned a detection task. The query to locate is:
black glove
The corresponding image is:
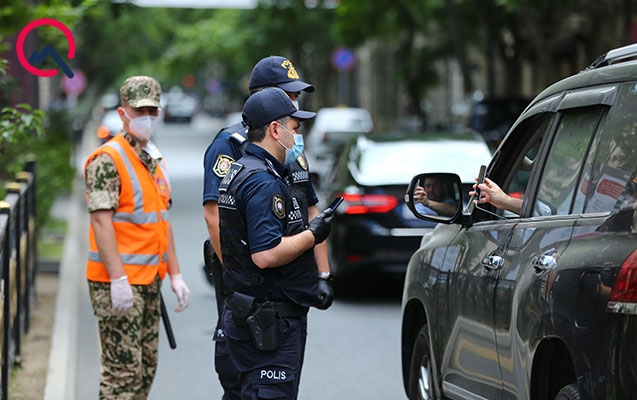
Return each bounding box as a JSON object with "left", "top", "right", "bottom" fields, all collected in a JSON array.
[
  {"left": 316, "top": 278, "right": 334, "bottom": 310},
  {"left": 308, "top": 208, "right": 334, "bottom": 244}
]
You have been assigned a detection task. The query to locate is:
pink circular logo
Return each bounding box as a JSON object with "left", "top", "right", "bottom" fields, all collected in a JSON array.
[{"left": 16, "top": 18, "right": 76, "bottom": 78}]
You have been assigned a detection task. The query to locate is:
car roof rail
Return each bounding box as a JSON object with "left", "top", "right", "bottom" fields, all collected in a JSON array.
[{"left": 584, "top": 43, "right": 637, "bottom": 71}]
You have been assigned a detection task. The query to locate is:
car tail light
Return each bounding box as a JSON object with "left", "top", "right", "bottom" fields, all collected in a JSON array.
[
  {"left": 346, "top": 254, "right": 363, "bottom": 263},
  {"left": 339, "top": 193, "right": 398, "bottom": 214},
  {"left": 609, "top": 249, "right": 637, "bottom": 303}
]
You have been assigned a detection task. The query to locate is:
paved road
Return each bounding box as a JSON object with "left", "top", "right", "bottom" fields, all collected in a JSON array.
[{"left": 62, "top": 114, "right": 406, "bottom": 400}]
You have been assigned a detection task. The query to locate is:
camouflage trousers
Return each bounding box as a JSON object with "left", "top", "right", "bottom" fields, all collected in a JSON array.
[{"left": 88, "top": 276, "right": 162, "bottom": 400}]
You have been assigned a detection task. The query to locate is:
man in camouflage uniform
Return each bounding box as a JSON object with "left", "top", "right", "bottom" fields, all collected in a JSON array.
[{"left": 84, "top": 75, "right": 191, "bottom": 400}]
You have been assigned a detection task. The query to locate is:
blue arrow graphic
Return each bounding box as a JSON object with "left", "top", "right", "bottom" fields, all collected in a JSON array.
[{"left": 28, "top": 44, "right": 74, "bottom": 78}]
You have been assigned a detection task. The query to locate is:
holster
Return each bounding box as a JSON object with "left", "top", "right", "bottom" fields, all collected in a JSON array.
[
  {"left": 203, "top": 239, "right": 224, "bottom": 290},
  {"left": 246, "top": 302, "right": 280, "bottom": 352},
  {"left": 225, "top": 292, "right": 308, "bottom": 352}
]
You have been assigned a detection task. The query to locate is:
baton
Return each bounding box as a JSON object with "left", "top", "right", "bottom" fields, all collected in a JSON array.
[{"left": 160, "top": 292, "right": 177, "bottom": 349}]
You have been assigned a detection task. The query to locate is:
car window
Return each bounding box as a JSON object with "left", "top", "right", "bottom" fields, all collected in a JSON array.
[
  {"left": 582, "top": 82, "right": 637, "bottom": 213},
  {"left": 501, "top": 118, "right": 548, "bottom": 215},
  {"left": 534, "top": 106, "right": 606, "bottom": 216},
  {"left": 477, "top": 112, "right": 553, "bottom": 220}
]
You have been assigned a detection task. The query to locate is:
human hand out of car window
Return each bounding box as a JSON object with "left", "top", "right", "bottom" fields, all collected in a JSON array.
[{"left": 470, "top": 177, "right": 523, "bottom": 214}]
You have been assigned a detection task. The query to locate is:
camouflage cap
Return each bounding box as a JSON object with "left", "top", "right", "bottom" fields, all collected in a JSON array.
[{"left": 119, "top": 76, "right": 162, "bottom": 108}]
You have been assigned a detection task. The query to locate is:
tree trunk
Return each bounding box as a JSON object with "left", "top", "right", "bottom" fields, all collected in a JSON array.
[{"left": 445, "top": 0, "right": 473, "bottom": 95}]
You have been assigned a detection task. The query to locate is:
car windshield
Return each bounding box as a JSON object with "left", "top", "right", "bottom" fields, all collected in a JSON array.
[{"left": 350, "top": 135, "right": 492, "bottom": 186}]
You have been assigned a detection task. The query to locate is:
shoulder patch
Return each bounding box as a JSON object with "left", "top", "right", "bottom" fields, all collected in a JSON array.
[
  {"left": 213, "top": 155, "right": 235, "bottom": 177},
  {"left": 272, "top": 194, "right": 286, "bottom": 219}
]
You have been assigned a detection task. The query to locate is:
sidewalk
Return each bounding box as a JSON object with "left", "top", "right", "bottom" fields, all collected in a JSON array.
[
  {"left": 42, "top": 176, "right": 84, "bottom": 400},
  {"left": 41, "top": 120, "right": 98, "bottom": 400},
  {"left": 8, "top": 273, "right": 57, "bottom": 399}
]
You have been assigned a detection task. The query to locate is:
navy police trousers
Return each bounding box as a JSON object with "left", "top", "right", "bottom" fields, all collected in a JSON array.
[{"left": 222, "top": 307, "right": 308, "bottom": 400}]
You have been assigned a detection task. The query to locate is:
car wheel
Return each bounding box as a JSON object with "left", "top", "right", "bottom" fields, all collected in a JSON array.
[
  {"left": 408, "top": 325, "right": 435, "bottom": 400},
  {"left": 554, "top": 383, "right": 581, "bottom": 400}
]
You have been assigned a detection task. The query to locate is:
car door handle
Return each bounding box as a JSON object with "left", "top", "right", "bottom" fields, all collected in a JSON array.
[
  {"left": 532, "top": 255, "right": 556, "bottom": 272},
  {"left": 481, "top": 255, "right": 503, "bottom": 271}
]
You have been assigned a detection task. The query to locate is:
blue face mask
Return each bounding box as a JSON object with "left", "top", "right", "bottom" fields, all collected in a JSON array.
[{"left": 277, "top": 123, "right": 304, "bottom": 164}]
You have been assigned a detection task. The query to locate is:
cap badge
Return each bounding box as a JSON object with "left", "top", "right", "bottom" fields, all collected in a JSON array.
[{"left": 281, "top": 59, "right": 299, "bottom": 80}]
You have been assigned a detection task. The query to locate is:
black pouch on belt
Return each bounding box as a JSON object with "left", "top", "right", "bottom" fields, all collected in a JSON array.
[
  {"left": 246, "top": 302, "right": 280, "bottom": 352},
  {"left": 226, "top": 292, "right": 255, "bottom": 327}
]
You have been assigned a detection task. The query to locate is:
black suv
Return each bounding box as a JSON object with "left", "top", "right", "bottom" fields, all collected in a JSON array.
[{"left": 401, "top": 44, "right": 637, "bottom": 400}]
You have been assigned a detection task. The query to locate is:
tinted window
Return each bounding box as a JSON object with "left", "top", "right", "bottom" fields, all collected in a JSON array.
[
  {"left": 582, "top": 83, "right": 637, "bottom": 213},
  {"left": 534, "top": 107, "right": 604, "bottom": 216}
]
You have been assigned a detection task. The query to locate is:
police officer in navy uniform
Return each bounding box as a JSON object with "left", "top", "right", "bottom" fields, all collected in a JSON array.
[
  {"left": 202, "top": 56, "right": 329, "bottom": 399},
  {"left": 218, "top": 87, "right": 334, "bottom": 399}
]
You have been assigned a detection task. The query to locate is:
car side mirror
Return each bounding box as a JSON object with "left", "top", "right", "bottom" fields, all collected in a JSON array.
[{"left": 404, "top": 173, "right": 462, "bottom": 223}]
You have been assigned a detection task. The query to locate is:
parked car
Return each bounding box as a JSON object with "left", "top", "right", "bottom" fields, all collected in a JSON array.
[
  {"left": 163, "top": 94, "right": 198, "bottom": 123},
  {"left": 322, "top": 131, "right": 492, "bottom": 293},
  {"left": 468, "top": 97, "right": 530, "bottom": 151},
  {"left": 401, "top": 44, "right": 637, "bottom": 400},
  {"left": 305, "top": 107, "right": 373, "bottom": 183}
]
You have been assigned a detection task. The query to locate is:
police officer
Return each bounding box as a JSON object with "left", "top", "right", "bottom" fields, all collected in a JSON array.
[
  {"left": 218, "top": 87, "right": 334, "bottom": 399},
  {"left": 84, "top": 76, "right": 190, "bottom": 399},
  {"left": 202, "top": 56, "right": 330, "bottom": 399}
]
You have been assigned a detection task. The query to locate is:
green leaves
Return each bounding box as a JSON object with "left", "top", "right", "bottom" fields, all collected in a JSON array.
[{"left": 0, "top": 103, "right": 46, "bottom": 145}]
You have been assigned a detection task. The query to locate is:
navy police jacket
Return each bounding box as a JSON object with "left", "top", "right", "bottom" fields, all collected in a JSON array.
[
  {"left": 218, "top": 144, "right": 320, "bottom": 307},
  {"left": 203, "top": 121, "right": 318, "bottom": 208}
]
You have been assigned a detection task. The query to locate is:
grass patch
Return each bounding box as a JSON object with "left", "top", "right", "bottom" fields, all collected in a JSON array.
[{"left": 37, "top": 217, "right": 67, "bottom": 261}]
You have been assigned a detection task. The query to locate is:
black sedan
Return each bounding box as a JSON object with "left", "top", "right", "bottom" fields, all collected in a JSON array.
[{"left": 321, "top": 132, "right": 492, "bottom": 293}]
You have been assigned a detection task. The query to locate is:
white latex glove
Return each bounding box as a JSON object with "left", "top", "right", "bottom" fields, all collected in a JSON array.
[
  {"left": 110, "top": 276, "right": 134, "bottom": 315},
  {"left": 170, "top": 274, "right": 190, "bottom": 312}
]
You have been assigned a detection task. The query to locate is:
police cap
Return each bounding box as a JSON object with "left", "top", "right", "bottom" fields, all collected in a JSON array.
[
  {"left": 242, "top": 87, "right": 316, "bottom": 129},
  {"left": 249, "top": 56, "right": 315, "bottom": 93}
]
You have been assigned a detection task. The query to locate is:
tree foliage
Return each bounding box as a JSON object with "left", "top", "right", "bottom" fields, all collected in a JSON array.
[
  {"left": 5, "top": 0, "right": 636, "bottom": 130},
  {"left": 0, "top": 0, "right": 88, "bottom": 224}
]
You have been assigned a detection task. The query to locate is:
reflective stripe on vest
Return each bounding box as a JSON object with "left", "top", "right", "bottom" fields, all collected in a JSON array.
[{"left": 85, "top": 135, "right": 170, "bottom": 283}]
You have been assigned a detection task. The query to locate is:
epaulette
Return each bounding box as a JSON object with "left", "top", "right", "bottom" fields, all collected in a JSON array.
[
  {"left": 225, "top": 122, "right": 248, "bottom": 146},
  {"left": 229, "top": 132, "right": 246, "bottom": 145}
]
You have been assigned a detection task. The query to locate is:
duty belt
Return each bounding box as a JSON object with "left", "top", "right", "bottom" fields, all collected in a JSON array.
[{"left": 225, "top": 292, "right": 308, "bottom": 319}]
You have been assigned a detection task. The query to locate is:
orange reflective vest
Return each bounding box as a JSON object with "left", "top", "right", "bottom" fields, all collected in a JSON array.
[{"left": 84, "top": 134, "right": 171, "bottom": 284}]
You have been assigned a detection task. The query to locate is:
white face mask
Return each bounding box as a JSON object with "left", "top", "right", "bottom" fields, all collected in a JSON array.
[
  {"left": 291, "top": 100, "right": 300, "bottom": 109},
  {"left": 123, "top": 109, "right": 158, "bottom": 141}
]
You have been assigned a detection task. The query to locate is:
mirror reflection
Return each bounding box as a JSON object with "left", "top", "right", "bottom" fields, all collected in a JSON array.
[{"left": 407, "top": 173, "right": 462, "bottom": 221}]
